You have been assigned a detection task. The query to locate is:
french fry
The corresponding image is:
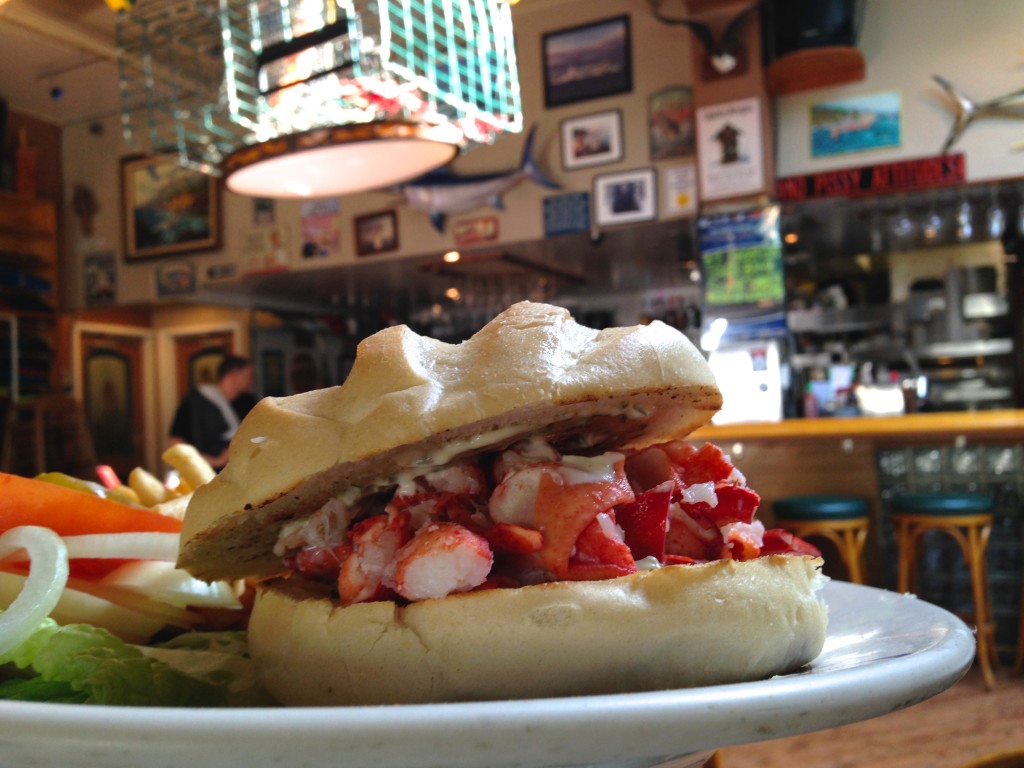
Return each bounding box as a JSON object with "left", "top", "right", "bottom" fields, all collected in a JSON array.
[
  {"left": 128, "top": 467, "right": 170, "bottom": 507},
  {"left": 153, "top": 493, "right": 191, "bottom": 520},
  {"left": 162, "top": 443, "right": 216, "bottom": 490},
  {"left": 110, "top": 485, "right": 141, "bottom": 506}
]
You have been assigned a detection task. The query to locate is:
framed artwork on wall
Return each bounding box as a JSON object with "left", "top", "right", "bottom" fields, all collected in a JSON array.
[
  {"left": 593, "top": 168, "right": 657, "bottom": 227},
  {"left": 354, "top": 209, "right": 399, "bottom": 256},
  {"left": 560, "top": 110, "right": 623, "bottom": 170},
  {"left": 542, "top": 15, "right": 632, "bottom": 108},
  {"left": 120, "top": 154, "right": 221, "bottom": 260},
  {"left": 648, "top": 85, "right": 695, "bottom": 160}
]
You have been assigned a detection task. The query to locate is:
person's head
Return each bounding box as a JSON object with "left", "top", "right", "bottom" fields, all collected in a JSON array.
[{"left": 217, "top": 354, "right": 254, "bottom": 399}]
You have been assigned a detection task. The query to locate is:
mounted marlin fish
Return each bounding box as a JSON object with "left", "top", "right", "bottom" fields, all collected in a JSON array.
[
  {"left": 398, "top": 125, "right": 560, "bottom": 232},
  {"left": 933, "top": 74, "right": 1024, "bottom": 155}
]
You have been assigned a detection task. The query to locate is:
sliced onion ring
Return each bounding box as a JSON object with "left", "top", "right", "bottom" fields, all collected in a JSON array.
[
  {"left": 61, "top": 532, "right": 181, "bottom": 562},
  {"left": 0, "top": 526, "right": 70, "bottom": 656}
]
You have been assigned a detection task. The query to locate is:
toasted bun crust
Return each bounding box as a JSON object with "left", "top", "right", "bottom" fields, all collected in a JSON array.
[
  {"left": 248, "top": 556, "right": 828, "bottom": 705},
  {"left": 178, "top": 302, "right": 721, "bottom": 581}
]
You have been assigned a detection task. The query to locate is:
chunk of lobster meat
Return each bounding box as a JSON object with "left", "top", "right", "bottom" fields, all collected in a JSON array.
[
  {"left": 761, "top": 528, "right": 822, "bottom": 557},
  {"left": 662, "top": 441, "right": 746, "bottom": 486},
  {"left": 679, "top": 483, "right": 761, "bottom": 527},
  {"left": 489, "top": 464, "right": 551, "bottom": 527},
  {"left": 615, "top": 481, "right": 673, "bottom": 561},
  {"left": 388, "top": 459, "right": 489, "bottom": 530},
  {"left": 290, "top": 541, "right": 353, "bottom": 582},
  {"left": 535, "top": 458, "right": 635, "bottom": 579},
  {"left": 481, "top": 522, "right": 544, "bottom": 555},
  {"left": 492, "top": 437, "right": 561, "bottom": 483},
  {"left": 721, "top": 520, "right": 766, "bottom": 561},
  {"left": 566, "top": 512, "right": 637, "bottom": 581},
  {"left": 665, "top": 503, "right": 722, "bottom": 561},
  {"left": 421, "top": 459, "right": 489, "bottom": 497},
  {"left": 337, "top": 510, "right": 412, "bottom": 606},
  {"left": 385, "top": 522, "right": 494, "bottom": 602}
]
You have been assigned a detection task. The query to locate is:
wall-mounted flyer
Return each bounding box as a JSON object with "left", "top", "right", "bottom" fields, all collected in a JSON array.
[
  {"left": 695, "top": 96, "right": 765, "bottom": 201},
  {"left": 698, "top": 205, "right": 784, "bottom": 315}
]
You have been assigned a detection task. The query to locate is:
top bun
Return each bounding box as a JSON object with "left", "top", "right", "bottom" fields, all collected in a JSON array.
[{"left": 178, "top": 302, "right": 722, "bottom": 581}]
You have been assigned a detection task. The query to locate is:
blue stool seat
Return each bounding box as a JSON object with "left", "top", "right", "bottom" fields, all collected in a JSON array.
[
  {"left": 774, "top": 495, "right": 869, "bottom": 521},
  {"left": 891, "top": 491, "right": 993, "bottom": 516}
]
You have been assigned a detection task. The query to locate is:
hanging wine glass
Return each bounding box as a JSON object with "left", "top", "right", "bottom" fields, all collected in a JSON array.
[
  {"left": 868, "top": 205, "right": 885, "bottom": 254},
  {"left": 889, "top": 197, "right": 916, "bottom": 249},
  {"left": 920, "top": 196, "right": 943, "bottom": 244},
  {"left": 955, "top": 194, "right": 974, "bottom": 242},
  {"left": 985, "top": 186, "right": 1005, "bottom": 239}
]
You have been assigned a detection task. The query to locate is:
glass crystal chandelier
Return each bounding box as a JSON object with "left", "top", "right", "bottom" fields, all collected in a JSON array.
[{"left": 117, "top": 0, "right": 523, "bottom": 197}]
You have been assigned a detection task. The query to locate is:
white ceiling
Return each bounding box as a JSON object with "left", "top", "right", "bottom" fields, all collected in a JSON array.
[
  {"left": 0, "top": 0, "right": 121, "bottom": 126},
  {"left": 0, "top": 0, "right": 698, "bottom": 317}
]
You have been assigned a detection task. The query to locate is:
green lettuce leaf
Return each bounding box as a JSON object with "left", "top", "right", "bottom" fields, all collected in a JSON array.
[{"left": 0, "top": 617, "right": 272, "bottom": 707}]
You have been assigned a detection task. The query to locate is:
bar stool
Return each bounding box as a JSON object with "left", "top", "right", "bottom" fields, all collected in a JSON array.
[
  {"left": 891, "top": 491, "right": 997, "bottom": 689},
  {"left": 772, "top": 495, "right": 870, "bottom": 584}
]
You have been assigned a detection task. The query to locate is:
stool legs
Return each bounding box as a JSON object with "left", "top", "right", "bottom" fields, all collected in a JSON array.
[
  {"left": 776, "top": 519, "right": 868, "bottom": 584},
  {"left": 1014, "top": 568, "right": 1024, "bottom": 676},
  {"left": 894, "top": 514, "right": 996, "bottom": 689}
]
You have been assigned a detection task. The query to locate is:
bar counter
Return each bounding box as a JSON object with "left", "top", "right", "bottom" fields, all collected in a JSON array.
[{"left": 691, "top": 409, "right": 1024, "bottom": 443}]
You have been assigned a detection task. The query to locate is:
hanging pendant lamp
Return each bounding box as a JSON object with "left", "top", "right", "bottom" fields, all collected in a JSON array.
[{"left": 116, "top": 0, "right": 523, "bottom": 197}]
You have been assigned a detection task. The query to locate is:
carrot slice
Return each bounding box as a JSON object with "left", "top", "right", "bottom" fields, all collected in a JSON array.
[{"left": 0, "top": 473, "right": 182, "bottom": 537}]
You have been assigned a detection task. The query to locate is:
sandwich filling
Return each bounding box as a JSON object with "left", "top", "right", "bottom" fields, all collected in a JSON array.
[{"left": 272, "top": 438, "right": 819, "bottom": 606}]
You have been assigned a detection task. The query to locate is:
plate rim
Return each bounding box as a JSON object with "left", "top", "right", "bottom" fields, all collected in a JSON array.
[{"left": 0, "top": 581, "right": 977, "bottom": 768}]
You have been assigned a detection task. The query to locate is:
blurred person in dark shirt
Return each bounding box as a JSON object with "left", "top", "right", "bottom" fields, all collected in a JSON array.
[{"left": 169, "top": 355, "right": 255, "bottom": 470}]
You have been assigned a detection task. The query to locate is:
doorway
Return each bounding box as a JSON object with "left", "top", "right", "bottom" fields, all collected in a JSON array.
[{"left": 76, "top": 328, "right": 150, "bottom": 480}]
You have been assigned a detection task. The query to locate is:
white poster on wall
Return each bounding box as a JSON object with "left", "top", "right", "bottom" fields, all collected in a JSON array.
[
  {"left": 696, "top": 97, "right": 765, "bottom": 201},
  {"left": 662, "top": 163, "right": 698, "bottom": 218}
]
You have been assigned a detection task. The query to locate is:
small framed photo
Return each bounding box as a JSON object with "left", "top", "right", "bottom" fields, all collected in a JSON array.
[
  {"left": 560, "top": 110, "right": 623, "bottom": 170},
  {"left": 593, "top": 168, "right": 657, "bottom": 227},
  {"left": 354, "top": 210, "right": 398, "bottom": 256},
  {"left": 542, "top": 15, "right": 632, "bottom": 108}
]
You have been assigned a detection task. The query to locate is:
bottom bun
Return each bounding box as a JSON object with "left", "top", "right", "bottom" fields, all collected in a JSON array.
[{"left": 248, "top": 556, "right": 828, "bottom": 706}]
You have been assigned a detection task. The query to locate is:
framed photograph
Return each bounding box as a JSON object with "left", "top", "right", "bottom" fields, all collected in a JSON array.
[
  {"left": 354, "top": 209, "right": 399, "bottom": 256},
  {"left": 542, "top": 15, "right": 632, "bottom": 108},
  {"left": 154, "top": 260, "right": 197, "bottom": 298},
  {"left": 593, "top": 168, "right": 657, "bottom": 227},
  {"left": 560, "top": 110, "right": 623, "bottom": 170},
  {"left": 120, "top": 154, "right": 221, "bottom": 261},
  {"left": 810, "top": 90, "right": 901, "bottom": 158},
  {"left": 648, "top": 85, "right": 695, "bottom": 160}
]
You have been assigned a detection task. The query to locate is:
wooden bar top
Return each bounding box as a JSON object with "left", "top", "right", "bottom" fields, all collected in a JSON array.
[{"left": 690, "top": 409, "right": 1024, "bottom": 443}]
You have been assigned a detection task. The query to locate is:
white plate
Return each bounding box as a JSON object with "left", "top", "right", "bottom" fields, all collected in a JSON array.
[{"left": 0, "top": 581, "right": 975, "bottom": 768}]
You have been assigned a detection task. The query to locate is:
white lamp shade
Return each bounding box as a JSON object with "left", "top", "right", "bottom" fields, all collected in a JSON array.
[{"left": 223, "top": 122, "right": 460, "bottom": 198}]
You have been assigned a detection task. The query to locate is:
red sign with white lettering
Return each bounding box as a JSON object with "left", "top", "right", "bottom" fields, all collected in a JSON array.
[{"left": 775, "top": 154, "right": 966, "bottom": 202}]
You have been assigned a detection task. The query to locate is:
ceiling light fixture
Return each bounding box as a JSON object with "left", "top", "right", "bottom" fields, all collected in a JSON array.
[{"left": 116, "top": 0, "right": 523, "bottom": 198}]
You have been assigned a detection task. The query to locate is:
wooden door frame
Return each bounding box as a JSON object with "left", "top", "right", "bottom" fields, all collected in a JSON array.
[{"left": 72, "top": 321, "right": 157, "bottom": 473}]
